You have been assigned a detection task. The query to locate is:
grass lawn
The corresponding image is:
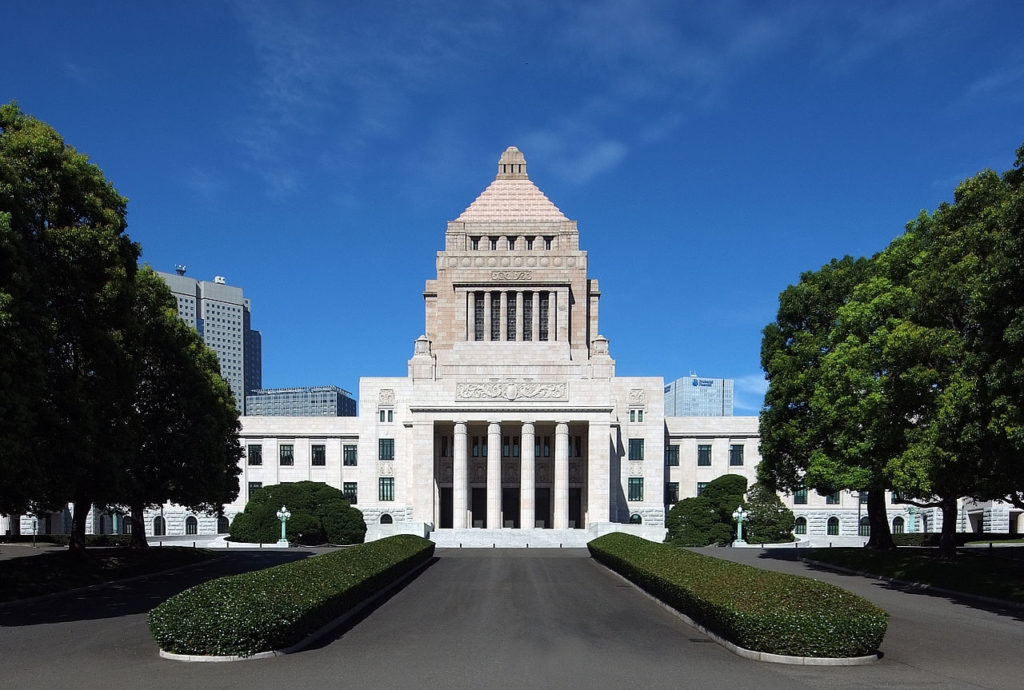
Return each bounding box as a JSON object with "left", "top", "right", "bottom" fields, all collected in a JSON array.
[
  {"left": 804, "top": 547, "right": 1024, "bottom": 604},
  {"left": 0, "top": 546, "right": 216, "bottom": 603}
]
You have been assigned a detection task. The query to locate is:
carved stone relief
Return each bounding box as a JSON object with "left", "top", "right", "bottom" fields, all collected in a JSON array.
[
  {"left": 629, "top": 462, "right": 644, "bottom": 477},
  {"left": 456, "top": 381, "right": 568, "bottom": 402},
  {"left": 628, "top": 388, "right": 646, "bottom": 404},
  {"left": 378, "top": 461, "right": 394, "bottom": 477},
  {"left": 490, "top": 270, "right": 532, "bottom": 280},
  {"left": 379, "top": 389, "right": 395, "bottom": 404}
]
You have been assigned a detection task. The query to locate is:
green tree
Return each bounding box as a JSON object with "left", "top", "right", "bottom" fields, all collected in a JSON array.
[
  {"left": 757, "top": 256, "right": 898, "bottom": 548},
  {"left": 0, "top": 102, "right": 139, "bottom": 552},
  {"left": 229, "top": 481, "right": 366, "bottom": 546},
  {"left": 744, "top": 482, "right": 795, "bottom": 544},
  {"left": 111, "top": 267, "right": 241, "bottom": 548},
  {"left": 665, "top": 474, "right": 747, "bottom": 546}
]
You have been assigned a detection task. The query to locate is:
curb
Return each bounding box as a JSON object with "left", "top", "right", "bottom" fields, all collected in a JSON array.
[
  {"left": 798, "top": 557, "right": 1024, "bottom": 610},
  {"left": 159, "top": 555, "right": 435, "bottom": 662},
  {"left": 0, "top": 553, "right": 226, "bottom": 610},
  {"left": 590, "top": 559, "right": 881, "bottom": 666}
]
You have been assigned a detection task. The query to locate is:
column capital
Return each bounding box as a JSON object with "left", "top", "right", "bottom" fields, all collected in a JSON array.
[
  {"left": 454, "top": 421, "right": 468, "bottom": 434},
  {"left": 487, "top": 421, "right": 502, "bottom": 433},
  {"left": 521, "top": 420, "right": 535, "bottom": 433},
  {"left": 555, "top": 421, "right": 570, "bottom": 435}
]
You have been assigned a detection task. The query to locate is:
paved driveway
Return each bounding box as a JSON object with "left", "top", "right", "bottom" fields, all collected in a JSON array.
[{"left": 1, "top": 547, "right": 1021, "bottom": 689}]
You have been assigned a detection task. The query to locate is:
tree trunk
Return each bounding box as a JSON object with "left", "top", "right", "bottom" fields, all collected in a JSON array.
[
  {"left": 129, "top": 504, "right": 149, "bottom": 549},
  {"left": 938, "top": 495, "right": 958, "bottom": 560},
  {"left": 69, "top": 498, "right": 91, "bottom": 555},
  {"left": 865, "top": 489, "right": 896, "bottom": 550}
]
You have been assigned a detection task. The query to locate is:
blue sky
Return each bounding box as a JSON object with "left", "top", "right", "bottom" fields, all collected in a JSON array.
[{"left": 4, "top": 1, "right": 1023, "bottom": 414}]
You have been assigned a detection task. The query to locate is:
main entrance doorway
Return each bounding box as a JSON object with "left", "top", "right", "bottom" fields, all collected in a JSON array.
[
  {"left": 502, "top": 488, "right": 520, "bottom": 528},
  {"left": 535, "top": 487, "right": 551, "bottom": 528}
]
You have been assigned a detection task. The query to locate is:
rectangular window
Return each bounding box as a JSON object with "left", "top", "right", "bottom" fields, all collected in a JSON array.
[
  {"left": 665, "top": 482, "right": 679, "bottom": 505},
  {"left": 490, "top": 291, "right": 500, "bottom": 340},
  {"left": 247, "top": 445, "right": 262, "bottom": 466},
  {"left": 696, "top": 481, "right": 709, "bottom": 496},
  {"left": 526, "top": 237, "right": 533, "bottom": 250},
  {"left": 440, "top": 435, "right": 449, "bottom": 458},
  {"left": 343, "top": 444, "right": 357, "bottom": 466},
  {"left": 628, "top": 439, "right": 644, "bottom": 461},
  {"left": 665, "top": 444, "right": 679, "bottom": 466},
  {"left": 379, "top": 409, "right": 393, "bottom": 423},
  {"left": 825, "top": 491, "right": 841, "bottom": 504},
  {"left": 311, "top": 444, "right": 326, "bottom": 466},
  {"left": 248, "top": 481, "right": 262, "bottom": 496},
  {"left": 343, "top": 482, "right": 358, "bottom": 504},
  {"left": 697, "top": 444, "right": 712, "bottom": 466},
  {"left": 503, "top": 435, "right": 511, "bottom": 458},
  {"left": 794, "top": 487, "right": 808, "bottom": 504},
  {"left": 512, "top": 436, "right": 520, "bottom": 457},
  {"left": 544, "top": 236, "right": 552, "bottom": 250},
  {"left": 860, "top": 492, "right": 869, "bottom": 505},
  {"left": 388, "top": 410, "right": 393, "bottom": 422},
  {"left": 472, "top": 436, "right": 480, "bottom": 457},
  {"left": 279, "top": 444, "right": 294, "bottom": 466},
  {"left": 379, "top": 477, "right": 394, "bottom": 501},
  {"left": 473, "top": 292, "right": 484, "bottom": 341},
  {"left": 538, "top": 292, "right": 549, "bottom": 341},
  {"left": 489, "top": 236, "right": 497, "bottom": 250},
  {"left": 506, "top": 293, "right": 516, "bottom": 341},
  {"left": 638, "top": 410, "right": 643, "bottom": 422},
  {"left": 471, "top": 236, "right": 479, "bottom": 250},
  {"left": 628, "top": 477, "right": 644, "bottom": 502},
  {"left": 629, "top": 409, "right": 635, "bottom": 423},
  {"left": 729, "top": 444, "right": 744, "bottom": 466},
  {"left": 380, "top": 410, "right": 385, "bottom": 422},
  {"left": 379, "top": 438, "right": 394, "bottom": 460}
]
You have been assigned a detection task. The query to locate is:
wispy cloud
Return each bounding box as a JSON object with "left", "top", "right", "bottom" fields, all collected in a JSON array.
[
  {"left": 734, "top": 373, "right": 768, "bottom": 414},
  {"left": 184, "top": 167, "right": 223, "bottom": 201}
]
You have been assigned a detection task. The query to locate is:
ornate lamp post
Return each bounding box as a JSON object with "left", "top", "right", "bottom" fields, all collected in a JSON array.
[
  {"left": 732, "top": 505, "right": 749, "bottom": 546},
  {"left": 276, "top": 506, "right": 291, "bottom": 545}
]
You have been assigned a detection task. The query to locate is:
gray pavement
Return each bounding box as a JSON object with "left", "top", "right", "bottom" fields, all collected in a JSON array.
[{"left": 0, "top": 546, "right": 1021, "bottom": 689}]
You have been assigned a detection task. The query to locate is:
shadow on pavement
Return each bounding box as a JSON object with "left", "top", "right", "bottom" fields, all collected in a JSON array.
[{"left": 0, "top": 550, "right": 311, "bottom": 628}]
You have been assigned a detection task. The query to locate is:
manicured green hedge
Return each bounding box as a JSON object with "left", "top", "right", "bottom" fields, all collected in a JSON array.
[
  {"left": 589, "top": 533, "right": 887, "bottom": 658},
  {"left": 148, "top": 535, "right": 434, "bottom": 657}
]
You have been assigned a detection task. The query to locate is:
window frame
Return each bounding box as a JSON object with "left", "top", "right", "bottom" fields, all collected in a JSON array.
[
  {"left": 311, "top": 443, "right": 326, "bottom": 467},
  {"left": 279, "top": 443, "right": 294, "bottom": 466},
  {"left": 729, "top": 444, "right": 744, "bottom": 466},
  {"left": 627, "top": 477, "right": 644, "bottom": 502},
  {"left": 343, "top": 444, "right": 358, "bottom": 466},
  {"left": 697, "top": 444, "right": 712, "bottom": 466},
  {"left": 379, "top": 477, "right": 395, "bottom": 502},
  {"left": 628, "top": 438, "right": 644, "bottom": 461},
  {"left": 247, "top": 444, "right": 263, "bottom": 466},
  {"left": 378, "top": 438, "right": 394, "bottom": 461},
  {"left": 665, "top": 444, "right": 679, "bottom": 466}
]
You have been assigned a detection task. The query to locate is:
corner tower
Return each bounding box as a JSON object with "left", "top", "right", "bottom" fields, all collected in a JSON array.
[{"left": 414, "top": 147, "right": 611, "bottom": 380}]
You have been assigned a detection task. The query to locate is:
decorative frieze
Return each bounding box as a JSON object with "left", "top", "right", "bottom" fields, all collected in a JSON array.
[
  {"left": 378, "top": 461, "right": 394, "bottom": 477},
  {"left": 628, "top": 388, "right": 646, "bottom": 404},
  {"left": 379, "top": 389, "right": 395, "bottom": 404},
  {"left": 629, "top": 461, "right": 644, "bottom": 477},
  {"left": 490, "top": 270, "right": 532, "bottom": 280},
  {"left": 456, "top": 381, "right": 568, "bottom": 402}
]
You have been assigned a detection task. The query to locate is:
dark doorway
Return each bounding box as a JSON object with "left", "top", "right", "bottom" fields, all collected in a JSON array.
[
  {"left": 471, "top": 487, "right": 486, "bottom": 528},
  {"left": 439, "top": 487, "right": 453, "bottom": 528},
  {"left": 569, "top": 488, "right": 582, "bottom": 528},
  {"left": 502, "top": 488, "right": 520, "bottom": 528},
  {"left": 535, "top": 487, "right": 551, "bottom": 528}
]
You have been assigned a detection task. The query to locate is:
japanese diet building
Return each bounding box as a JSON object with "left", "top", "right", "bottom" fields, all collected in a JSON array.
[{"left": 229, "top": 146, "right": 758, "bottom": 546}]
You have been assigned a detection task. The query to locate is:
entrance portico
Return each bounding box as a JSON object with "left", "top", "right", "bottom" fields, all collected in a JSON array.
[{"left": 434, "top": 418, "right": 591, "bottom": 532}]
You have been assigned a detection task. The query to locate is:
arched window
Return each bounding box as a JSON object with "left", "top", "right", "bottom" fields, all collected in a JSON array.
[
  {"left": 153, "top": 516, "right": 166, "bottom": 536},
  {"left": 185, "top": 516, "right": 198, "bottom": 535},
  {"left": 217, "top": 515, "right": 230, "bottom": 533},
  {"left": 380, "top": 514, "right": 393, "bottom": 525},
  {"left": 827, "top": 517, "right": 840, "bottom": 536},
  {"left": 892, "top": 516, "right": 905, "bottom": 534},
  {"left": 859, "top": 516, "right": 870, "bottom": 537},
  {"left": 629, "top": 513, "right": 642, "bottom": 525},
  {"left": 794, "top": 517, "right": 807, "bottom": 535}
]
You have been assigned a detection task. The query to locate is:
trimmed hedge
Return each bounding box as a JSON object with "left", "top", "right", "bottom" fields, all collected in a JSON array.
[
  {"left": 589, "top": 533, "right": 887, "bottom": 658},
  {"left": 148, "top": 534, "right": 434, "bottom": 657}
]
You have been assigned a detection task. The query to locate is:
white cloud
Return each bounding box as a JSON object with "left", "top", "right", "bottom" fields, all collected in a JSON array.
[{"left": 733, "top": 373, "right": 768, "bottom": 414}]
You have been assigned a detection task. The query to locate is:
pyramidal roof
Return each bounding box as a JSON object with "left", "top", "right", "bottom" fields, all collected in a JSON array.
[{"left": 455, "top": 146, "right": 569, "bottom": 223}]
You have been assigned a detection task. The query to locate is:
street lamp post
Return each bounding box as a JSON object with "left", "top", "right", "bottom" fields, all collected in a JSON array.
[
  {"left": 732, "top": 505, "right": 749, "bottom": 546},
  {"left": 276, "top": 506, "right": 291, "bottom": 545},
  {"left": 32, "top": 518, "right": 38, "bottom": 548}
]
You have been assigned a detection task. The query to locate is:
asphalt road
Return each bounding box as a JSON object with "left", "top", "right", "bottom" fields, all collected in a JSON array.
[{"left": 1, "top": 547, "right": 1021, "bottom": 689}]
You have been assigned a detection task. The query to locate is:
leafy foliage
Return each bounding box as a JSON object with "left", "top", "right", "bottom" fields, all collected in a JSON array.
[
  {"left": 665, "top": 474, "right": 747, "bottom": 546},
  {"left": 229, "top": 481, "right": 366, "bottom": 546},
  {"left": 589, "top": 533, "right": 888, "bottom": 658},
  {"left": 148, "top": 535, "right": 434, "bottom": 657},
  {"left": 743, "top": 482, "right": 795, "bottom": 544}
]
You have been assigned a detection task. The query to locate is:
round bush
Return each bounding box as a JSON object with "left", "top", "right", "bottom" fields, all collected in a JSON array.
[{"left": 229, "top": 481, "right": 366, "bottom": 545}]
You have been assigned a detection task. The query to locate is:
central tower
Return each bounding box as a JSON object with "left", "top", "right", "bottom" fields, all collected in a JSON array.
[{"left": 415, "top": 146, "right": 612, "bottom": 381}]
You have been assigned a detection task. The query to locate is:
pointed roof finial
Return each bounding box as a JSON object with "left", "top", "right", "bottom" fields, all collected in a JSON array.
[{"left": 496, "top": 146, "right": 528, "bottom": 180}]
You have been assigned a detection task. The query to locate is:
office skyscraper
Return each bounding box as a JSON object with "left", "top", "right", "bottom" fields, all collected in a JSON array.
[
  {"left": 664, "top": 374, "right": 734, "bottom": 416},
  {"left": 157, "top": 268, "right": 262, "bottom": 414}
]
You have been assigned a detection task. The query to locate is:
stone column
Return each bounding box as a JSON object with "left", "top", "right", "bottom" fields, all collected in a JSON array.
[
  {"left": 548, "top": 291, "right": 557, "bottom": 342},
  {"left": 531, "top": 291, "right": 540, "bottom": 342},
  {"left": 520, "top": 421, "right": 535, "bottom": 529},
  {"left": 515, "top": 291, "right": 524, "bottom": 342},
  {"left": 483, "top": 292, "right": 492, "bottom": 341},
  {"left": 499, "top": 291, "right": 508, "bottom": 341},
  {"left": 554, "top": 422, "right": 569, "bottom": 529},
  {"left": 453, "top": 422, "right": 468, "bottom": 528},
  {"left": 487, "top": 421, "right": 502, "bottom": 528}
]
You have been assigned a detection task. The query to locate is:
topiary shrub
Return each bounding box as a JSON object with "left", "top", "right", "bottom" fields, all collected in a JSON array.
[
  {"left": 228, "top": 481, "right": 366, "bottom": 545},
  {"left": 590, "top": 532, "right": 888, "bottom": 658},
  {"left": 148, "top": 534, "right": 434, "bottom": 657},
  {"left": 665, "top": 474, "right": 748, "bottom": 546},
  {"left": 744, "top": 482, "right": 795, "bottom": 544}
]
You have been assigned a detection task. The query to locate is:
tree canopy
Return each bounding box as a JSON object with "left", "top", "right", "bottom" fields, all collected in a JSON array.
[
  {"left": 759, "top": 142, "right": 1024, "bottom": 558},
  {"left": 665, "top": 474, "right": 748, "bottom": 547},
  {"left": 229, "top": 482, "right": 366, "bottom": 546}
]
